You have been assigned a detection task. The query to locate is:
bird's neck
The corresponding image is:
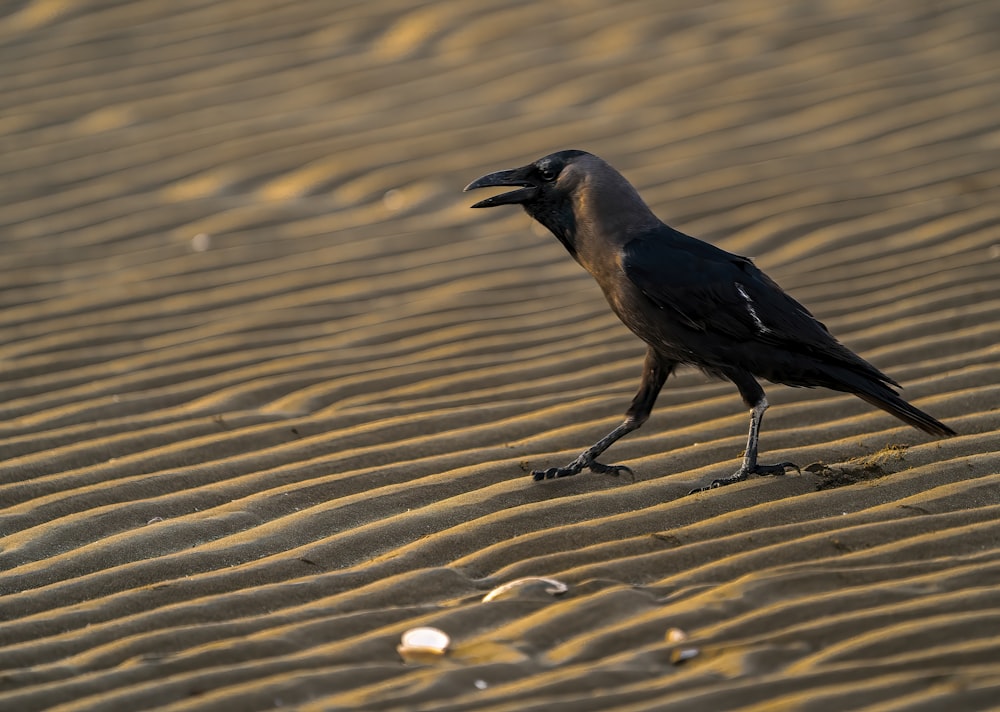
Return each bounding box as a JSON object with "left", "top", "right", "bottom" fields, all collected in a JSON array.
[
  {"left": 576, "top": 177, "right": 661, "bottom": 241},
  {"left": 532, "top": 189, "right": 660, "bottom": 267},
  {"left": 524, "top": 168, "right": 661, "bottom": 271},
  {"left": 524, "top": 200, "right": 580, "bottom": 259}
]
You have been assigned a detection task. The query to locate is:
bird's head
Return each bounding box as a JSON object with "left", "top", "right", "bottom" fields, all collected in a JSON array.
[
  {"left": 464, "top": 149, "right": 601, "bottom": 252},
  {"left": 463, "top": 149, "right": 590, "bottom": 210},
  {"left": 464, "top": 150, "right": 659, "bottom": 260}
]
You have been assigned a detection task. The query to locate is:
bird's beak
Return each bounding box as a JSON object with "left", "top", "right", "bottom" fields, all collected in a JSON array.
[{"left": 463, "top": 166, "right": 537, "bottom": 208}]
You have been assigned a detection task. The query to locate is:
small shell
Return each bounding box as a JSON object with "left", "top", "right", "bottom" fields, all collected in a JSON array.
[
  {"left": 191, "top": 233, "right": 211, "bottom": 252},
  {"left": 397, "top": 627, "right": 450, "bottom": 662},
  {"left": 482, "top": 577, "right": 568, "bottom": 602},
  {"left": 665, "top": 627, "right": 688, "bottom": 643},
  {"left": 382, "top": 189, "right": 405, "bottom": 212}
]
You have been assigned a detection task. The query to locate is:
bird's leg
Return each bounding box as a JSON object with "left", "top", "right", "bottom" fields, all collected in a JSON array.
[
  {"left": 689, "top": 377, "right": 799, "bottom": 493},
  {"left": 533, "top": 349, "right": 673, "bottom": 481}
]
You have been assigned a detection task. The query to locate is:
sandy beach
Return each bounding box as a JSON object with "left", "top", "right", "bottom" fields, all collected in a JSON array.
[{"left": 2, "top": 1, "right": 999, "bottom": 710}]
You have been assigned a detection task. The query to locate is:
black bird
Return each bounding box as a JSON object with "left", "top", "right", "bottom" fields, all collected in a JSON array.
[{"left": 464, "top": 150, "right": 955, "bottom": 492}]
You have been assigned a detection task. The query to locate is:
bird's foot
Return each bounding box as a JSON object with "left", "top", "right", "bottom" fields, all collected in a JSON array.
[
  {"left": 688, "top": 461, "right": 799, "bottom": 494},
  {"left": 532, "top": 457, "right": 633, "bottom": 481}
]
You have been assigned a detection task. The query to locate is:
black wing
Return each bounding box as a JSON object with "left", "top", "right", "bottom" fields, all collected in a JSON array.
[{"left": 620, "top": 227, "right": 893, "bottom": 381}]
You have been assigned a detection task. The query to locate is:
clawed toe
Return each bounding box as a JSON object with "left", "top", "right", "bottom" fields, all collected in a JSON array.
[
  {"left": 687, "top": 476, "right": 737, "bottom": 495},
  {"left": 753, "top": 461, "right": 800, "bottom": 476},
  {"left": 688, "top": 460, "right": 799, "bottom": 494},
  {"left": 589, "top": 461, "right": 633, "bottom": 478},
  {"left": 532, "top": 466, "right": 580, "bottom": 481},
  {"left": 532, "top": 459, "right": 632, "bottom": 481}
]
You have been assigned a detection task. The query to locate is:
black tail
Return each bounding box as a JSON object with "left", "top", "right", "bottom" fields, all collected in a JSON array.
[
  {"left": 853, "top": 385, "right": 956, "bottom": 437},
  {"left": 802, "top": 353, "right": 957, "bottom": 437}
]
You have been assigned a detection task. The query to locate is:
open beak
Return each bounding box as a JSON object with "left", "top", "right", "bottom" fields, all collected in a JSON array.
[{"left": 463, "top": 166, "right": 537, "bottom": 208}]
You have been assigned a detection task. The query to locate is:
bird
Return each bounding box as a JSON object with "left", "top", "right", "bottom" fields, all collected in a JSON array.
[{"left": 464, "top": 150, "right": 956, "bottom": 492}]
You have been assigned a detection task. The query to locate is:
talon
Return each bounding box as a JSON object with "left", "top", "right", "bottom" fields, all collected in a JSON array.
[
  {"left": 751, "top": 461, "right": 799, "bottom": 476},
  {"left": 589, "top": 461, "right": 633, "bottom": 478},
  {"left": 687, "top": 479, "right": 722, "bottom": 495},
  {"left": 531, "top": 464, "right": 583, "bottom": 480}
]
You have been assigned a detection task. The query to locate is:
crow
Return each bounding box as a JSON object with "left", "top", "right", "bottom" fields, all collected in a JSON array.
[{"left": 464, "top": 150, "right": 955, "bottom": 492}]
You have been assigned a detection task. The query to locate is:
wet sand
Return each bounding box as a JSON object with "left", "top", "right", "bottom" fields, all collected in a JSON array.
[{"left": 1, "top": 1, "right": 999, "bottom": 710}]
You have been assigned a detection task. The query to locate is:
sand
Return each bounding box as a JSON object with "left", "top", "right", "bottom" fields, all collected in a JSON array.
[{"left": 1, "top": 0, "right": 999, "bottom": 710}]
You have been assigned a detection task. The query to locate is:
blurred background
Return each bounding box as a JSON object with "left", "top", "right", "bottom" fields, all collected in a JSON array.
[{"left": 3, "top": 0, "right": 996, "bottom": 444}]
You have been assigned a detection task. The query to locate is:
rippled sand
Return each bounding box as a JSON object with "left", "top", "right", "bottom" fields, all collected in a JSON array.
[{"left": 2, "top": 1, "right": 999, "bottom": 710}]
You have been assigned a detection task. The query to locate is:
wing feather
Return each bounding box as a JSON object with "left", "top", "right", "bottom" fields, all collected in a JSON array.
[{"left": 619, "top": 229, "right": 891, "bottom": 384}]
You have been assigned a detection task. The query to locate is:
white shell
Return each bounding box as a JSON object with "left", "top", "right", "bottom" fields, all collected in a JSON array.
[
  {"left": 482, "top": 577, "right": 568, "bottom": 602},
  {"left": 665, "top": 627, "right": 688, "bottom": 643},
  {"left": 397, "top": 626, "right": 450, "bottom": 659}
]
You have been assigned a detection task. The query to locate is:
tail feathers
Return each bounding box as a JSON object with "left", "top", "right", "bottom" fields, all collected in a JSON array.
[
  {"left": 804, "top": 358, "right": 956, "bottom": 437},
  {"left": 854, "top": 387, "right": 956, "bottom": 437}
]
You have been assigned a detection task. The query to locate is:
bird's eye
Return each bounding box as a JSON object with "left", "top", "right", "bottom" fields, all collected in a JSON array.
[{"left": 537, "top": 165, "right": 557, "bottom": 182}]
